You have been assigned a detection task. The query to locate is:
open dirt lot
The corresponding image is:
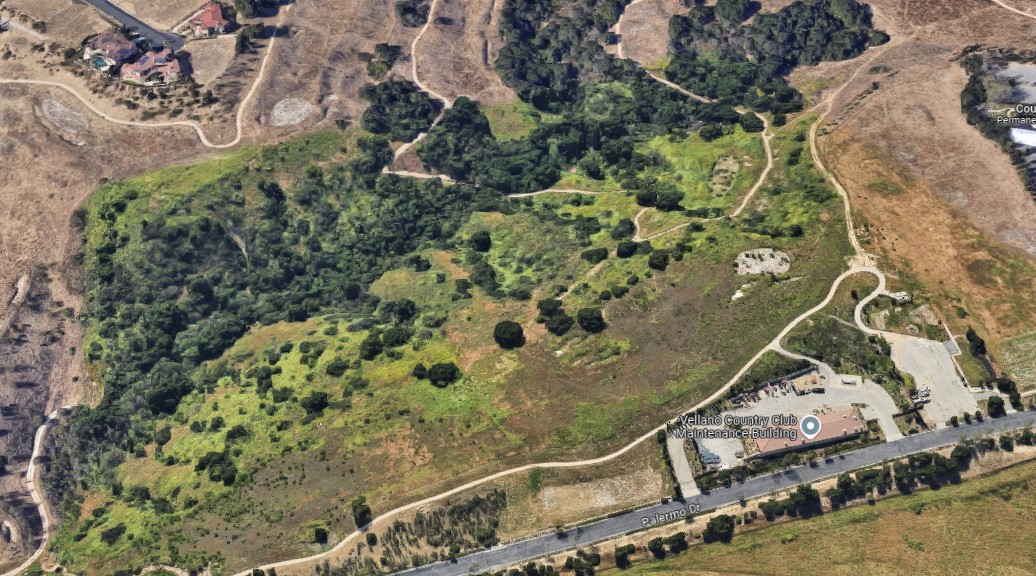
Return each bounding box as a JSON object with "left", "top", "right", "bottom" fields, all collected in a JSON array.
[
  {"left": 608, "top": 0, "right": 685, "bottom": 67},
  {"left": 252, "top": 0, "right": 419, "bottom": 130},
  {"left": 185, "top": 35, "right": 238, "bottom": 85},
  {"left": 799, "top": 0, "right": 1036, "bottom": 349},
  {"left": 5, "top": 0, "right": 109, "bottom": 47},
  {"left": 414, "top": 0, "right": 515, "bottom": 105},
  {"left": 107, "top": 0, "right": 205, "bottom": 30}
]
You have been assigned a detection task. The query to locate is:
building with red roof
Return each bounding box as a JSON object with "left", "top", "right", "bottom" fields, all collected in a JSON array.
[
  {"left": 120, "top": 47, "right": 182, "bottom": 86},
  {"left": 189, "top": 2, "right": 231, "bottom": 38},
  {"left": 83, "top": 30, "right": 140, "bottom": 73}
]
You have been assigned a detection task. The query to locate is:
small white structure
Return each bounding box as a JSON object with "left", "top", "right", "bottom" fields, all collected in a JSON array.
[{"left": 1010, "top": 126, "right": 1036, "bottom": 147}]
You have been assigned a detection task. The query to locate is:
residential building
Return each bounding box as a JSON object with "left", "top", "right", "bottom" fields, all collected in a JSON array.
[
  {"left": 120, "top": 48, "right": 182, "bottom": 85},
  {"left": 83, "top": 30, "right": 139, "bottom": 73},
  {"left": 189, "top": 1, "right": 231, "bottom": 37}
]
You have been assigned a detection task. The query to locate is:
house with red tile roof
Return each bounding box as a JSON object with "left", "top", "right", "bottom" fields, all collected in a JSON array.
[
  {"left": 120, "top": 48, "right": 182, "bottom": 86},
  {"left": 189, "top": 1, "right": 232, "bottom": 38},
  {"left": 83, "top": 30, "right": 140, "bottom": 73}
]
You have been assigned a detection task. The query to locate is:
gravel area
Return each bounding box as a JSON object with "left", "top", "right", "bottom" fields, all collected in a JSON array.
[
  {"left": 735, "top": 248, "right": 791, "bottom": 275},
  {"left": 270, "top": 98, "right": 316, "bottom": 127},
  {"left": 40, "top": 99, "right": 88, "bottom": 135}
]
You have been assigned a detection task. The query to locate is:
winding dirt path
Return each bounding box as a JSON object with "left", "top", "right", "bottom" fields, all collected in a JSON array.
[
  {"left": 0, "top": 407, "right": 73, "bottom": 576},
  {"left": 0, "top": 5, "right": 292, "bottom": 149},
  {"left": 383, "top": 0, "right": 453, "bottom": 176}
]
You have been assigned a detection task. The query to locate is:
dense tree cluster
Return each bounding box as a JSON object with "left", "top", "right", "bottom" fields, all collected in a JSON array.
[
  {"left": 360, "top": 79, "right": 443, "bottom": 141},
  {"left": 50, "top": 136, "right": 508, "bottom": 504},
  {"left": 395, "top": 0, "right": 430, "bottom": 27},
  {"left": 666, "top": 0, "right": 886, "bottom": 110}
]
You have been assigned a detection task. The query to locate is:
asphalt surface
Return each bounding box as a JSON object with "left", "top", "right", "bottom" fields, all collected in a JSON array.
[
  {"left": 80, "top": 0, "right": 185, "bottom": 50},
  {"left": 391, "top": 410, "right": 1036, "bottom": 576}
]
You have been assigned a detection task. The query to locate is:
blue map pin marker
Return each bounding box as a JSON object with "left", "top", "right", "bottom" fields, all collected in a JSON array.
[{"left": 800, "top": 414, "right": 822, "bottom": 440}]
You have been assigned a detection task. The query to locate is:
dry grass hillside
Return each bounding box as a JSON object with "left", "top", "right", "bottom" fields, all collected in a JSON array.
[
  {"left": 794, "top": 0, "right": 1036, "bottom": 349},
  {"left": 415, "top": 0, "right": 515, "bottom": 104},
  {"left": 0, "top": 84, "right": 206, "bottom": 571}
]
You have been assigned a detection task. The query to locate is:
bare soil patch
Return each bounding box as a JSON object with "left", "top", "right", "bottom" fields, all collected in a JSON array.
[
  {"left": 38, "top": 98, "right": 89, "bottom": 144},
  {"left": 414, "top": 0, "right": 515, "bottom": 105},
  {"left": 107, "top": 0, "right": 205, "bottom": 30},
  {"left": 185, "top": 35, "right": 238, "bottom": 86},
  {"left": 735, "top": 248, "right": 791, "bottom": 275},
  {"left": 270, "top": 97, "right": 316, "bottom": 127},
  {"left": 610, "top": 0, "right": 685, "bottom": 67}
]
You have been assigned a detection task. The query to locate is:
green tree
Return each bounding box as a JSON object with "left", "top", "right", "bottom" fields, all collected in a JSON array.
[
  {"left": 648, "top": 250, "right": 670, "bottom": 271},
  {"left": 702, "top": 514, "right": 735, "bottom": 543},
  {"left": 351, "top": 496, "right": 373, "bottom": 528},
  {"left": 546, "top": 313, "right": 575, "bottom": 336},
  {"left": 359, "top": 333, "right": 383, "bottom": 360},
  {"left": 493, "top": 320, "right": 526, "bottom": 349},
  {"left": 470, "top": 230, "right": 492, "bottom": 252},
  {"left": 428, "top": 362, "right": 461, "bottom": 387},
  {"left": 987, "top": 396, "right": 1006, "bottom": 418},
  {"left": 577, "top": 308, "right": 606, "bottom": 333}
]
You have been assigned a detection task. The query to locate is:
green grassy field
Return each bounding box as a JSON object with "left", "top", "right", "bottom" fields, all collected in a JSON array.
[{"left": 603, "top": 458, "right": 1036, "bottom": 576}]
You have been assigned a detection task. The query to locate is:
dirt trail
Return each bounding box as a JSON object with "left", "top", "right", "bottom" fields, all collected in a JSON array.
[
  {"left": 0, "top": 406, "right": 73, "bottom": 576},
  {"left": 0, "top": 4, "right": 292, "bottom": 149}
]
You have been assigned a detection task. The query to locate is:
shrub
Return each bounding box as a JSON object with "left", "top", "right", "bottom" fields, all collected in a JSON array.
[
  {"left": 611, "top": 218, "right": 635, "bottom": 239},
  {"left": 351, "top": 496, "right": 373, "bottom": 528},
  {"left": 493, "top": 320, "right": 526, "bottom": 349},
  {"left": 616, "top": 240, "right": 638, "bottom": 258},
  {"left": 581, "top": 247, "right": 609, "bottom": 263},
  {"left": 428, "top": 362, "right": 461, "bottom": 387},
  {"left": 470, "top": 230, "right": 492, "bottom": 252},
  {"left": 635, "top": 189, "right": 657, "bottom": 207},
  {"left": 702, "top": 514, "right": 735, "bottom": 543},
  {"left": 537, "top": 298, "right": 563, "bottom": 318},
  {"left": 546, "top": 313, "right": 575, "bottom": 336},
  {"left": 648, "top": 250, "right": 670, "bottom": 271},
  {"left": 300, "top": 391, "right": 329, "bottom": 414},
  {"left": 987, "top": 396, "right": 1006, "bottom": 418},
  {"left": 326, "top": 357, "right": 350, "bottom": 377},
  {"left": 359, "top": 333, "right": 383, "bottom": 360},
  {"left": 412, "top": 363, "right": 428, "bottom": 379},
  {"left": 100, "top": 523, "right": 127, "bottom": 545},
  {"left": 225, "top": 424, "right": 249, "bottom": 442},
  {"left": 577, "top": 308, "right": 606, "bottom": 333},
  {"left": 382, "top": 326, "right": 412, "bottom": 348}
]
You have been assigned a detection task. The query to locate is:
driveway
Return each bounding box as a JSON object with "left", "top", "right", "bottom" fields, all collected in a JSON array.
[
  {"left": 80, "top": 0, "right": 185, "bottom": 50},
  {"left": 665, "top": 437, "right": 700, "bottom": 498}
]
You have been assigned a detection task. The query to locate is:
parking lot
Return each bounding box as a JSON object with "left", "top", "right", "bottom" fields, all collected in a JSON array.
[{"left": 885, "top": 333, "right": 978, "bottom": 426}]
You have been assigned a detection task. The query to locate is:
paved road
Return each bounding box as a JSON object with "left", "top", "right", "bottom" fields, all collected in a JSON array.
[
  {"left": 80, "top": 0, "right": 185, "bottom": 50},
  {"left": 390, "top": 410, "right": 1036, "bottom": 576}
]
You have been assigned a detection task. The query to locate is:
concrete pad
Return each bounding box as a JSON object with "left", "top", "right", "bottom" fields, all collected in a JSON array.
[{"left": 885, "top": 334, "right": 977, "bottom": 427}]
